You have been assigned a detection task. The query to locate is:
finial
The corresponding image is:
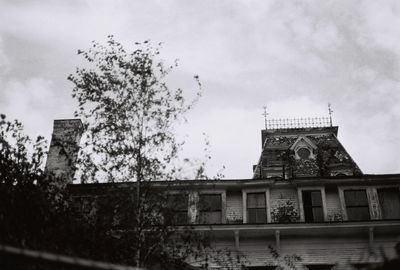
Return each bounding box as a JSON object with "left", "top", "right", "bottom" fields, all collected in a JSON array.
[
  {"left": 262, "top": 106, "right": 268, "bottom": 129},
  {"left": 328, "top": 103, "right": 333, "bottom": 126}
]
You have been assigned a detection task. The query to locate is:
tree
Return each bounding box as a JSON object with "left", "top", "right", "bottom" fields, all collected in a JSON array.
[
  {"left": 69, "top": 36, "right": 201, "bottom": 184},
  {"left": 68, "top": 36, "right": 211, "bottom": 268},
  {"left": 0, "top": 114, "right": 71, "bottom": 253}
]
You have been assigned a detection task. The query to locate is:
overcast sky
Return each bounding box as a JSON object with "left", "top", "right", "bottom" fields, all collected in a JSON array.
[{"left": 1, "top": 0, "right": 400, "bottom": 179}]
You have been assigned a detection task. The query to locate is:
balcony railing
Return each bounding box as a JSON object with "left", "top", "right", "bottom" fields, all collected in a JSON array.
[{"left": 266, "top": 117, "right": 332, "bottom": 129}]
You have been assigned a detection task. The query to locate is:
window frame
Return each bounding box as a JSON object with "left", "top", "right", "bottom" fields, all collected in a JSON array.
[
  {"left": 198, "top": 191, "right": 226, "bottom": 224},
  {"left": 166, "top": 193, "right": 189, "bottom": 225},
  {"left": 376, "top": 186, "right": 400, "bottom": 220},
  {"left": 339, "top": 187, "right": 372, "bottom": 221},
  {"left": 344, "top": 189, "right": 370, "bottom": 221},
  {"left": 302, "top": 190, "right": 324, "bottom": 222},
  {"left": 298, "top": 187, "right": 327, "bottom": 222},
  {"left": 242, "top": 188, "right": 270, "bottom": 224},
  {"left": 247, "top": 192, "right": 267, "bottom": 224}
]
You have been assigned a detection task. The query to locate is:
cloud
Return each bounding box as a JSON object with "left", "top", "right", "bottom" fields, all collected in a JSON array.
[
  {"left": 0, "top": 37, "right": 10, "bottom": 75},
  {"left": 0, "top": 77, "right": 72, "bottom": 141},
  {"left": 0, "top": 0, "right": 400, "bottom": 177}
]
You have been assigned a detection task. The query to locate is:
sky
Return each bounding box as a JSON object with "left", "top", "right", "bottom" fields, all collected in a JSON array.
[{"left": 1, "top": 0, "right": 400, "bottom": 179}]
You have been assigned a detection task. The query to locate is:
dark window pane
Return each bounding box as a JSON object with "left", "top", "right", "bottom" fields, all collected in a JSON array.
[
  {"left": 347, "top": 207, "right": 370, "bottom": 221},
  {"left": 298, "top": 148, "right": 311, "bottom": 159},
  {"left": 248, "top": 208, "right": 257, "bottom": 223},
  {"left": 304, "top": 206, "right": 313, "bottom": 222},
  {"left": 312, "top": 207, "right": 324, "bottom": 222},
  {"left": 303, "top": 191, "right": 322, "bottom": 207},
  {"left": 344, "top": 190, "right": 370, "bottom": 221},
  {"left": 199, "top": 194, "right": 222, "bottom": 224},
  {"left": 247, "top": 193, "right": 266, "bottom": 208},
  {"left": 256, "top": 209, "right": 267, "bottom": 223},
  {"left": 200, "top": 194, "right": 222, "bottom": 211},
  {"left": 167, "top": 194, "right": 188, "bottom": 224},
  {"left": 247, "top": 193, "right": 266, "bottom": 223},
  {"left": 303, "top": 191, "right": 312, "bottom": 206},
  {"left": 311, "top": 191, "right": 322, "bottom": 206},
  {"left": 199, "top": 211, "right": 221, "bottom": 224},
  {"left": 167, "top": 194, "right": 188, "bottom": 211},
  {"left": 345, "top": 190, "right": 368, "bottom": 207},
  {"left": 248, "top": 208, "right": 267, "bottom": 223},
  {"left": 174, "top": 212, "right": 188, "bottom": 224},
  {"left": 247, "top": 194, "right": 257, "bottom": 208},
  {"left": 303, "top": 190, "right": 323, "bottom": 222},
  {"left": 378, "top": 188, "right": 400, "bottom": 219}
]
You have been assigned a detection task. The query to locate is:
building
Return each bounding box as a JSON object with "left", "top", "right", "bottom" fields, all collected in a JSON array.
[{"left": 46, "top": 118, "right": 400, "bottom": 270}]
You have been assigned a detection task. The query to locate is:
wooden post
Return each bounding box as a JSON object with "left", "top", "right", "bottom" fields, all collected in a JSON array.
[
  {"left": 234, "top": 230, "right": 240, "bottom": 250},
  {"left": 221, "top": 191, "right": 227, "bottom": 224},
  {"left": 369, "top": 227, "right": 374, "bottom": 252},
  {"left": 242, "top": 191, "right": 247, "bottom": 224},
  {"left": 275, "top": 230, "right": 281, "bottom": 252},
  {"left": 266, "top": 189, "right": 271, "bottom": 223}
]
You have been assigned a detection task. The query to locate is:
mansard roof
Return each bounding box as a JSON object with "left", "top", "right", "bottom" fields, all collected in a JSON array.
[{"left": 253, "top": 125, "right": 362, "bottom": 179}]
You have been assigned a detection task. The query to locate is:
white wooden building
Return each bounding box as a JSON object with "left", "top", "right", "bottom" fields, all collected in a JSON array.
[{"left": 48, "top": 118, "right": 400, "bottom": 270}]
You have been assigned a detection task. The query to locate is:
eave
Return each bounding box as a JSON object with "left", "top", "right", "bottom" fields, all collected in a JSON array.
[{"left": 68, "top": 174, "right": 400, "bottom": 192}]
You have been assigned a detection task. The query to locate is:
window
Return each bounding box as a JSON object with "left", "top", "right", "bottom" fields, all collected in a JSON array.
[
  {"left": 297, "top": 147, "right": 311, "bottom": 159},
  {"left": 199, "top": 194, "right": 222, "bottom": 224},
  {"left": 344, "top": 190, "right": 370, "bottom": 221},
  {"left": 302, "top": 190, "right": 324, "bottom": 222},
  {"left": 377, "top": 188, "right": 400, "bottom": 219},
  {"left": 247, "top": 193, "right": 267, "bottom": 223},
  {"left": 306, "top": 265, "right": 333, "bottom": 270},
  {"left": 167, "top": 194, "right": 188, "bottom": 225}
]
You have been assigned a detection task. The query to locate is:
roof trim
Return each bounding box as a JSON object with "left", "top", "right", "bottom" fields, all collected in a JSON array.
[
  {"left": 290, "top": 135, "right": 317, "bottom": 151},
  {"left": 68, "top": 174, "right": 400, "bottom": 190}
]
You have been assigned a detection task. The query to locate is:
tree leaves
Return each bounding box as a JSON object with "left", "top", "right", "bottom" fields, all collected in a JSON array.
[{"left": 69, "top": 36, "right": 202, "bottom": 184}]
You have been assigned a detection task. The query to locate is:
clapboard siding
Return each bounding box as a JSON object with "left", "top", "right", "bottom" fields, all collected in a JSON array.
[{"left": 199, "top": 236, "right": 397, "bottom": 270}]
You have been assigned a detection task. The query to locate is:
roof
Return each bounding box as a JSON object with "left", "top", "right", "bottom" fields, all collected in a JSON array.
[{"left": 253, "top": 125, "right": 362, "bottom": 179}]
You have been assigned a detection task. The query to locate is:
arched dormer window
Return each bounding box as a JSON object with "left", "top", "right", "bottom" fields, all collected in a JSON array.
[{"left": 290, "top": 136, "right": 317, "bottom": 160}]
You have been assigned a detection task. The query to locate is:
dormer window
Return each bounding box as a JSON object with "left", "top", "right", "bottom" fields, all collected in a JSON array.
[
  {"left": 297, "top": 147, "right": 311, "bottom": 159},
  {"left": 290, "top": 136, "right": 317, "bottom": 160}
]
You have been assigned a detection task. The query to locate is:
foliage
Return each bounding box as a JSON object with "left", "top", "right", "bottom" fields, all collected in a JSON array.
[
  {"left": 227, "top": 216, "right": 244, "bottom": 224},
  {"left": 194, "top": 247, "right": 248, "bottom": 270},
  {"left": 67, "top": 36, "right": 225, "bottom": 268},
  {"left": 0, "top": 113, "right": 217, "bottom": 268},
  {"left": 68, "top": 36, "right": 201, "bottom": 183},
  {"left": 271, "top": 200, "right": 299, "bottom": 223},
  {"left": 268, "top": 245, "right": 302, "bottom": 270},
  {"left": 0, "top": 114, "right": 46, "bottom": 186},
  {"left": 0, "top": 114, "right": 71, "bottom": 253},
  {"left": 328, "top": 210, "right": 344, "bottom": 222}
]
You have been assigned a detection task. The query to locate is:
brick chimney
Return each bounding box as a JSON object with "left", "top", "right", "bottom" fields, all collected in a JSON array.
[{"left": 45, "top": 119, "right": 83, "bottom": 183}]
